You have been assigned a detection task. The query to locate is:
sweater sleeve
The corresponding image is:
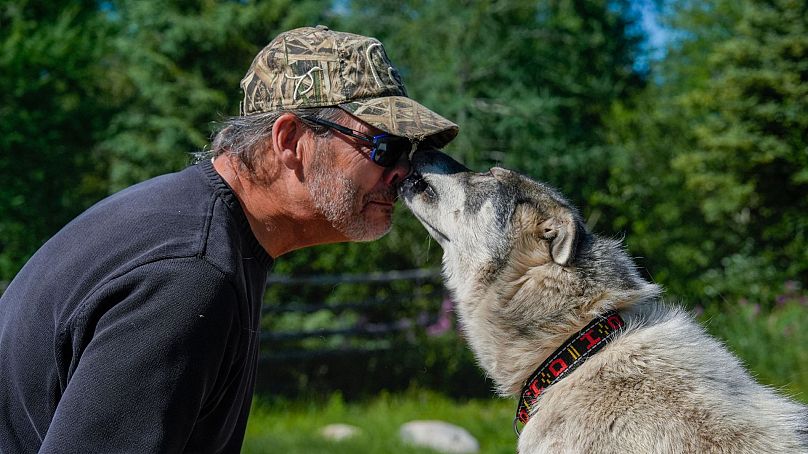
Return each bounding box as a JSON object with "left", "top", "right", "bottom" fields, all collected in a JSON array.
[{"left": 40, "top": 257, "right": 242, "bottom": 453}]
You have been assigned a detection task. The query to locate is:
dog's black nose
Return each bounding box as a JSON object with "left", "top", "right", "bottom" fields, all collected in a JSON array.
[
  {"left": 399, "top": 172, "right": 429, "bottom": 199},
  {"left": 410, "top": 176, "right": 429, "bottom": 193}
]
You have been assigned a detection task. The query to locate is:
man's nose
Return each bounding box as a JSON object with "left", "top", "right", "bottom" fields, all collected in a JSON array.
[{"left": 382, "top": 150, "right": 412, "bottom": 187}]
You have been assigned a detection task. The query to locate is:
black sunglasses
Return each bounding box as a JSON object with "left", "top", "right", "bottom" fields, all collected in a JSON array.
[{"left": 302, "top": 116, "right": 415, "bottom": 168}]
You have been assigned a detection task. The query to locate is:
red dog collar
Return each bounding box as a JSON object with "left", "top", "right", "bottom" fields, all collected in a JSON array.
[{"left": 514, "top": 310, "right": 625, "bottom": 436}]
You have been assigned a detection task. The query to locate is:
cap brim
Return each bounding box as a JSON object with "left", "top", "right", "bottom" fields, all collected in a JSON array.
[{"left": 339, "top": 96, "right": 458, "bottom": 149}]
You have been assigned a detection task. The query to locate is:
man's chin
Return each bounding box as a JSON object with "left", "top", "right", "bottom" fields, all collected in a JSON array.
[
  {"left": 359, "top": 218, "right": 393, "bottom": 241},
  {"left": 340, "top": 213, "right": 393, "bottom": 242},
  {"left": 355, "top": 226, "right": 391, "bottom": 242},
  {"left": 363, "top": 200, "right": 395, "bottom": 215}
]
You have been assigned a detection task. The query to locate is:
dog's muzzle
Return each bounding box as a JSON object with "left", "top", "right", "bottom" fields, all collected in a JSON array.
[{"left": 398, "top": 172, "right": 429, "bottom": 200}]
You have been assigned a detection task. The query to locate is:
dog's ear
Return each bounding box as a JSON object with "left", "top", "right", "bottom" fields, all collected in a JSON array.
[
  {"left": 490, "top": 167, "right": 512, "bottom": 180},
  {"left": 539, "top": 214, "right": 579, "bottom": 266}
]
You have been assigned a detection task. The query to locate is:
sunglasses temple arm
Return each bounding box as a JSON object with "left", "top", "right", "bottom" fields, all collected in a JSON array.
[{"left": 305, "top": 116, "right": 375, "bottom": 144}]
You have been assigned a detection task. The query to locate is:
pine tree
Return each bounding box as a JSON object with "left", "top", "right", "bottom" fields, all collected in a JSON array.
[
  {"left": 0, "top": 1, "right": 114, "bottom": 280},
  {"left": 603, "top": 0, "right": 807, "bottom": 303}
]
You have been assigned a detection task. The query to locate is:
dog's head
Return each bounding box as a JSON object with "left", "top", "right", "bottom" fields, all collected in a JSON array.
[
  {"left": 400, "top": 150, "right": 657, "bottom": 306},
  {"left": 400, "top": 150, "right": 587, "bottom": 297},
  {"left": 400, "top": 150, "right": 661, "bottom": 393},
  {"left": 400, "top": 150, "right": 663, "bottom": 393}
]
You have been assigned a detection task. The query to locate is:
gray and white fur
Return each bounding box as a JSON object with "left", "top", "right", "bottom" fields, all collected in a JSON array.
[{"left": 399, "top": 150, "right": 808, "bottom": 454}]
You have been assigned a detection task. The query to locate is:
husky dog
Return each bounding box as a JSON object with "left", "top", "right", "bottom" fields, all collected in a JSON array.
[{"left": 399, "top": 150, "right": 808, "bottom": 454}]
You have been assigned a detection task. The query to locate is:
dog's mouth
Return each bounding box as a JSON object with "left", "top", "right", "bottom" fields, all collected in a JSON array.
[
  {"left": 412, "top": 211, "right": 450, "bottom": 243},
  {"left": 399, "top": 172, "right": 450, "bottom": 243}
]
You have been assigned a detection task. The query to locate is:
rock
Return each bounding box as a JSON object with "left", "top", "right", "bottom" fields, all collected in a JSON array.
[
  {"left": 320, "top": 423, "right": 361, "bottom": 441},
  {"left": 399, "top": 420, "right": 479, "bottom": 453}
]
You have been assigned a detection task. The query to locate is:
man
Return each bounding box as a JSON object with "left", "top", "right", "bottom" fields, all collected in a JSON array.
[{"left": 0, "top": 26, "right": 457, "bottom": 452}]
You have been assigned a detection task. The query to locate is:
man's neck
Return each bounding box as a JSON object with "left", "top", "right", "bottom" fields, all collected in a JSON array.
[{"left": 212, "top": 156, "right": 346, "bottom": 257}]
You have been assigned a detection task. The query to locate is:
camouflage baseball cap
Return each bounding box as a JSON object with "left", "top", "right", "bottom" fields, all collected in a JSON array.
[{"left": 239, "top": 25, "right": 458, "bottom": 148}]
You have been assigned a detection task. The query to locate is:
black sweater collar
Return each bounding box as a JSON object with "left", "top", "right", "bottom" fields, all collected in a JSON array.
[{"left": 199, "top": 160, "right": 274, "bottom": 270}]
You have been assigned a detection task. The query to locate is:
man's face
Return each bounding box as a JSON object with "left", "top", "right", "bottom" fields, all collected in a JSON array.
[{"left": 304, "top": 113, "right": 411, "bottom": 241}]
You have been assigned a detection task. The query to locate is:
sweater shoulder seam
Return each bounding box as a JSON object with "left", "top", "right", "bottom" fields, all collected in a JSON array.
[{"left": 59, "top": 255, "right": 239, "bottom": 338}]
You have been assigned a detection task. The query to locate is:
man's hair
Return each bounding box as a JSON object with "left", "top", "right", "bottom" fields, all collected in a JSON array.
[{"left": 205, "top": 107, "right": 345, "bottom": 173}]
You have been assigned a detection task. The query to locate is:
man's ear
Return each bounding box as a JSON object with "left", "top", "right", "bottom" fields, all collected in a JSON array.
[
  {"left": 273, "top": 113, "right": 305, "bottom": 172},
  {"left": 538, "top": 213, "right": 580, "bottom": 266}
]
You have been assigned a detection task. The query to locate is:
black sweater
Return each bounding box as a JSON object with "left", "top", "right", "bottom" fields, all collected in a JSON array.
[{"left": 0, "top": 161, "right": 273, "bottom": 453}]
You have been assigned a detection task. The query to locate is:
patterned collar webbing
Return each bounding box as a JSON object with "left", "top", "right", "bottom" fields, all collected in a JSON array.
[{"left": 513, "top": 310, "right": 625, "bottom": 436}]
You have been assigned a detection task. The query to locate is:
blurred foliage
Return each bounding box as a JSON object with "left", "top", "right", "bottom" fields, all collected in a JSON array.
[
  {"left": 97, "top": 0, "right": 335, "bottom": 188},
  {"left": 0, "top": 0, "right": 113, "bottom": 278},
  {"left": 598, "top": 0, "right": 807, "bottom": 304},
  {"left": 699, "top": 298, "right": 808, "bottom": 400}
]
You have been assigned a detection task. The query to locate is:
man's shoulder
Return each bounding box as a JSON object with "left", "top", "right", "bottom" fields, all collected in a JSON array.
[
  {"left": 63, "top": 164, "right": 216, "bottom": 259},
  {"left": 13, "top": 164, "right": 236, "bottom": 299},
  {"left": 92, "top": 164, "right": 210, "bottom": 216}
]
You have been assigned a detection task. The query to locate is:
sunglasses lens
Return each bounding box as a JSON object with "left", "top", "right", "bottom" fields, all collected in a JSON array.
[{"left": 373, "top": 136, "right": 412, "bottom": 167}]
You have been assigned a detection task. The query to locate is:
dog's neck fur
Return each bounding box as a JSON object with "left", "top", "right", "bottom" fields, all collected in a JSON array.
[{"left": 444, "top": 233, "right": 661, "bottom": 395}]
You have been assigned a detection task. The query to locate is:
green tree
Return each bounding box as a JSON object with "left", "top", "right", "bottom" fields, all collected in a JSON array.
[
  {"left": 601, "top": 0, "right": 807, "bottom": 303},
  {"left": 674, "top": 0, "right": 808, "bottom": 297},
  {"left": 0, "top": 1, "right": 114, "bottom": 280},
  {"left": 99, "top": 0, "right": 333, "bottom": 190}
]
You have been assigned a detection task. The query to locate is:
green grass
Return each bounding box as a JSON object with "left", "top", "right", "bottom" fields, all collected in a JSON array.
[
  {"left": 242, "top": 301, "right": 808, "bottom": 453},
  {"left": 242, "top": 390, "right": 515, "bottom": 454}
]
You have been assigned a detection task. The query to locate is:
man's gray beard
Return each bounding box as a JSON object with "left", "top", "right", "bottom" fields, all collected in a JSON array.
[{"left": 306, "top": 150, "right": 391, "bottom": 242}]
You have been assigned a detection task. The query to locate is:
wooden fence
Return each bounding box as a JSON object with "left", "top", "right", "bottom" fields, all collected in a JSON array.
[
  {"left": 256, "top": 268, "right": 453, "bottom": 396},
  {"left": 260, "top": 268, "right": 446, "bottom": 360}
]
